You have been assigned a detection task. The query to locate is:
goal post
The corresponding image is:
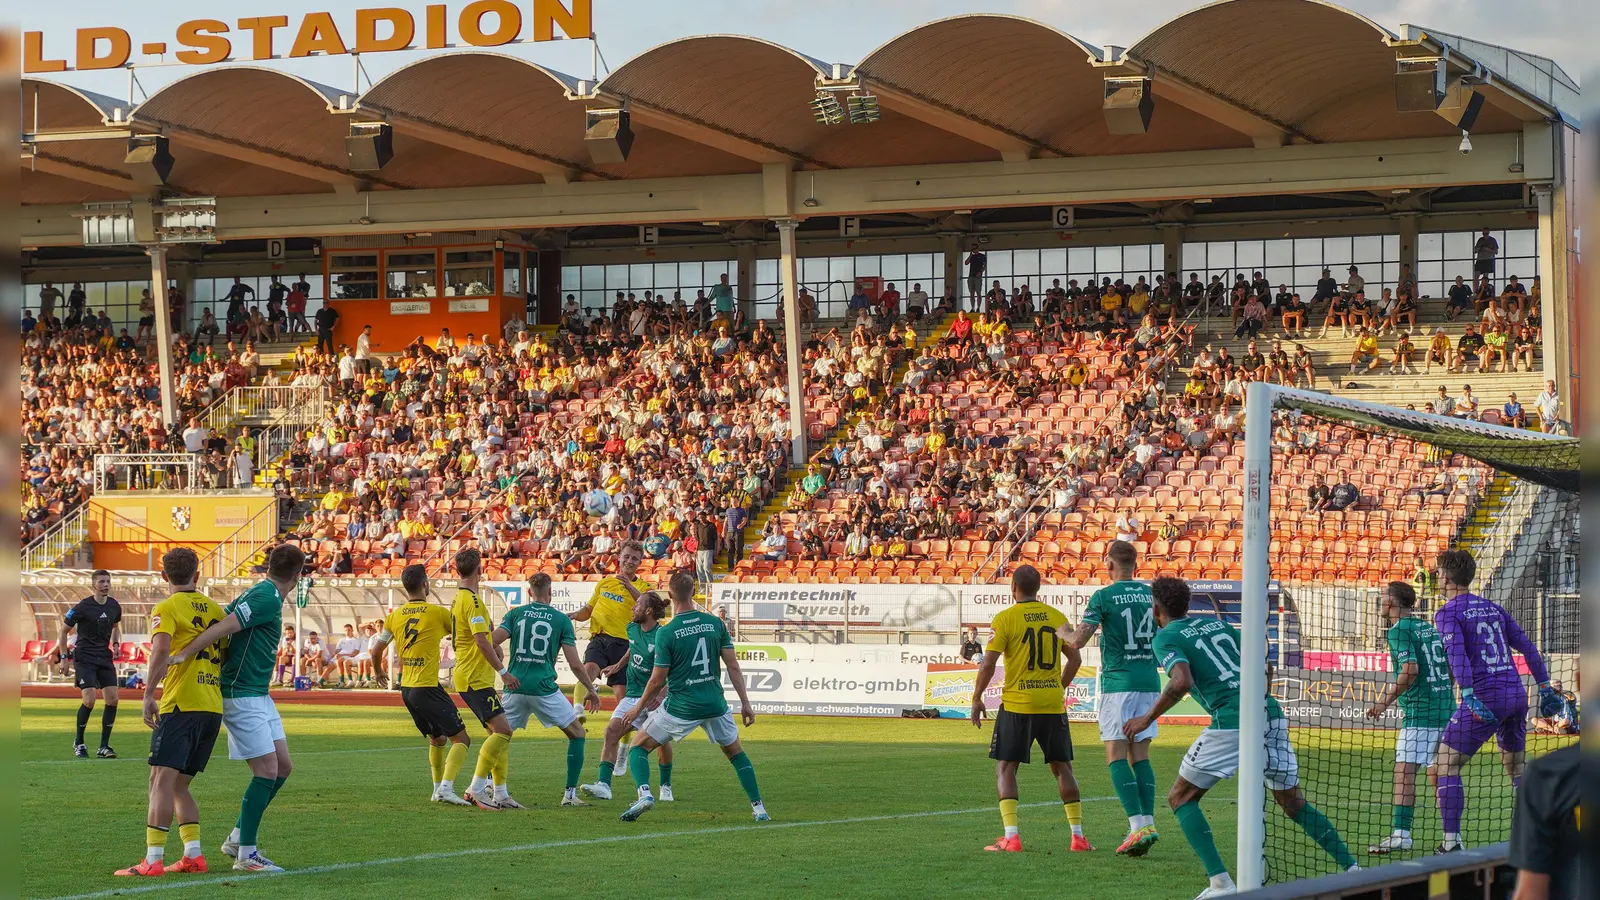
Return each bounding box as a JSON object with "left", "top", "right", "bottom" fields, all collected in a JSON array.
[{"left": 1237, "top": 382, "right": 1579, "bottom": 890}]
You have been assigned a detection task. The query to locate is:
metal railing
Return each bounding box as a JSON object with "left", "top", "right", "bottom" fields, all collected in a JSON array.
[
  {"left": 22, "top": 506, "right": 90, "bottom": 572},
  {"left": 92, "top": 453, "right": 200, "bottom": 494},
  {"left": 197, "top": 385, "right": 328, "bottom": 436},
  {"left": 197, "top": 501, "right": 281, "bottom": 580}
]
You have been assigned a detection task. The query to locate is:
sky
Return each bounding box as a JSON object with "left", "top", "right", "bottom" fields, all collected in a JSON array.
[{"left": 21, "top": 0, "right": 1587, "bottom": 107}]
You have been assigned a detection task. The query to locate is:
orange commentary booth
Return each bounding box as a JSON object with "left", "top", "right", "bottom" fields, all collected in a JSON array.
[{"left": 322, "top": 235, "right": 539, "bottom": 355}]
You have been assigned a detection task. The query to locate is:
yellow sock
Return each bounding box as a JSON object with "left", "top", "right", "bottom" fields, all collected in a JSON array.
[
  {"left": 146, "top": 826, "right": 168, "bottom": 849},
  {"left": 572, "top": 680, "right": 588, "bottom": 710},
  {"left": 492, "top": 741, "right": 509, "bottom": 786},
  {"left": 1065, "top": 802, "right": 1083, "bottom": 826},
  {"left": 443, "top": 742, "right": 469, "bottom": 784},
  {"left": 428, "top": 742, "right": 446, "bottom": 784},
  {"left": 177, "top": 822, "right": 201, "bottom": 856},
  {"left": 999, "top": 798, "right": 1020, "bottom": 830},
  {"left": 476, "top": 733, "right": 510, "bottom": 780}
]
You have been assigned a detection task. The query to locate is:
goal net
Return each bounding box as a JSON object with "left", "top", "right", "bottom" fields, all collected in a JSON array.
[{"left": 1236, "top": 384, "right": 1578, "bottom": 888}]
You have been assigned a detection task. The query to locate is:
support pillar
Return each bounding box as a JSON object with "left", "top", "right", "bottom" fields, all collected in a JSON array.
[
  {"left": 777, "top": 219, "right": 807, "bottom": 466},
  {"left": 148, "top": 245, "right": 178, "bottom": 428},
  {"left": 1160, "top": 224, "right": 1183, "bottom": 281},
  {"left": 1397, "top": 213, "right": 1420, "bottom": 295},
  {"left": 736, "top": 241, "right": 757, "bottom": 322},
  {"left": 940, "top": 233, "right": 961, "bottom": 307},
  {"left": 1536, "top": 181, "right": 1574, "bottom": 423}
]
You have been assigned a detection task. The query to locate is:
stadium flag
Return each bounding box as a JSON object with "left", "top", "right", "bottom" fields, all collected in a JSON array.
[{"left": 1239, "top": 384, "right": 1578, "bottom": 889}]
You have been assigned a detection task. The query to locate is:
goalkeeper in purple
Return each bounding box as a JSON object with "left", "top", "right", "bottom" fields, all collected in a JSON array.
[{"left": 1430, "top": 550, "right": 1555, "bottom": 854}]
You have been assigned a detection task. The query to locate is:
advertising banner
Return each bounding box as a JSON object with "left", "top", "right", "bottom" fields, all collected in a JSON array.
[
  {"left": 1301, "top": 649, "right": 1537, "bottom": 676},
  {"left": 1273, "top": 666, "right": 1401, "bottom": 730}
]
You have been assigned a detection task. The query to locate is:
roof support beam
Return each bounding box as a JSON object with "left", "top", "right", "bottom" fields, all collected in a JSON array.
[
  {"left": 21, "top": 150, "right": 144, "bottom": 194},
  {"left": 866, "top": 83, "right": 1046, "bottom": 162},
  {"left": 144, "top": 123, "right": 384, "bottom": 194},
  {"left": 368, "top": 110, "right": 583, "bottom": 185},
  {"left": 607, "top": 96, "right": 809, "bottom": 167},
  {"left": 1113, "top": 59, "right": 1305, "bottom": 148}
]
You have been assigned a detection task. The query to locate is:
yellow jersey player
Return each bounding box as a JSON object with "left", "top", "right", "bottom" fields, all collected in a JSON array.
[
  {"left": 116, "top": 549, "right": 227, "bottom": 877},
  {"left": 370, "top": 564, "right": 473, "bottom": 806},
  {"left": 449, "top": 548, "right": 520, "bottom": 811},
  {"left": 571, "top": 540, "right": 652, "bottom": 708},
  {"left": 969, "top": 565, "right": 1091, "bottom": 854}
]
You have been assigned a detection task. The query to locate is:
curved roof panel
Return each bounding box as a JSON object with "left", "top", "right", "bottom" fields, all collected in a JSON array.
[{"left": 23, "top": 79, "right": 123, "bottom": 131}]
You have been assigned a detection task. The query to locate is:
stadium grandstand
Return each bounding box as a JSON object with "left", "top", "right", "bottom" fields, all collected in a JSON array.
[{"left": 19, "top": 1, "right": 1581, "bottom": 897}]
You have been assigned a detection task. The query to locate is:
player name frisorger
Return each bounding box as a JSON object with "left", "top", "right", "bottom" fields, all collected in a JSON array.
[{"left": 19, "top": 1, "right": 1577, "bottom": 896}]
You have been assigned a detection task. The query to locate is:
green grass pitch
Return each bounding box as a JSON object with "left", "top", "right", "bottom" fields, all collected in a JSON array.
[{"left": 23, "top": 699, "right": 1539, "bottom": 900}]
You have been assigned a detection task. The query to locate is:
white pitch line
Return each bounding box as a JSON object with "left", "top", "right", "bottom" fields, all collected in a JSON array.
[
  {"left": 36, "top": 795, "right": 1118, "bottom": 900},
  {"left": 22, "top": 746, "right": 421, "bottom": 766}
]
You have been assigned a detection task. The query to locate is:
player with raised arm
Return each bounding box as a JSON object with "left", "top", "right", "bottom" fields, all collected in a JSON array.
[
  {"left": 449, "top": 549, "right": 522, "bottom": 811},
  {"left": 1126, "top": 577, "right": 1357, "bottom": 899},
  {"left": 369, "top": 564, "right": 475, "bottom": 806},
  {"left": 170, "top": 544, "right": 305, "bottom": 873},
  {"left": 1067, "top": 540, "right": 1161, "bottom": 856},
  {"left": 580, "top": 589, "right": 677, "bottom": 802},
  {"left": 971, "top": 564, "right": 1090, "bottom": 854},
  {"left": 616, "top": 570, "right": 767, "bottom": 823},
  {"left": 492, "top": 572, "right": 603, "bottom": 807},
  {"left": 570, "top": 541, "right": 651, "bottom": 712},
  {"left": 115, "top": 549, "right": 226, "bottom": 877},
  {"left": 1430, "top": 549, "right": 1556, "bottom": 854},
  {"left": 1364, "top": 581, "right": 1454, "bottom": 855},
  {"left": 51, "top": 569, "right": 122, "bottom": 758}
]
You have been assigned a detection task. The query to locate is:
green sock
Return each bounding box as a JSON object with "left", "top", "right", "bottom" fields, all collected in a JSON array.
[
  {"left": 729, "top": 751, "right": 761, "bottom": 805},
  {"left": 236, "top": 775, "right": 288, "bottom": 831},
  {"left": 1108, "top": 759, "right": 1142, "bottom": 819},
  {"left": 270, "top": 776, "right": 286, "bottom": 800},
  {"left": 627, "top": 746, "right": 652, "bottom": 793},
  {"left": 237, "top": 776, "right": 275, "bottom": 846},
  {"left": 1132, "top": 759, "right": 1157, "bottom": 818},
  {"left": 659, "top": 763, "right": 673, "bottom": 787},
  {"left": 1292, "top": 802, "right": 1357, "bottom": 869},
  {"left": 565, "top": 738, "right": 586, "bottom": 791},
  {"left": 1175, "top": 801, "right": 1228, "bottom": 878},
  {"left": 598, "top": 760, "right": 615, "bottom": 786},
  {"left": 1393, "top": 804, "right": 1414, "bottom": 832}
]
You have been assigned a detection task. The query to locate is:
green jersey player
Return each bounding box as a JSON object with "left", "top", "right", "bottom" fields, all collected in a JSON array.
[
  {"left": 580, "top": 591, "right": 677, "bottom": 802},
  {"left": 169, "top": 544, "right": 305, "bottom": 874},
  {"left": 491, "top": 573, "right": 602, "bottom": 808},
  {"left": 1364, "top": 581, "right": 1454, "bottom": 854},
  {"left": 1068, "top": 540, "right": 1161, "bottom": 856},
  {"left": 1124, "top": 577, "right": 1357, "bottom": 899},
  {"left": 617, "top": 571, "right": 766, "bottom": 823}
]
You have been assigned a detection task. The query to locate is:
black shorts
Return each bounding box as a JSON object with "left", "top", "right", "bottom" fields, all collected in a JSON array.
[
  {"left": 74, "top": 660, "right": 118, "bottom": 690},
  {"left": 459, "top": 687, "right": 505, "bottom": 728},
  {"left": 139, "top": 315, "right": 155, "bottom": 327},
  {"left": 584, "top": 634, "right": 630, "bottom": 686},
  {"left": 401, "top": 686, "right": 464, "bottom": 738},
  {"left": 989, "top": 708, "right": 1074, "bottom": 765},
  {"left": 148, "top": 710, "right": 222, "bottom": 775}
]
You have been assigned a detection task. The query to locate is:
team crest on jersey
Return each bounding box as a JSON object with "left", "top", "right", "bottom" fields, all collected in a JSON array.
[{"left": 172, "top": 507, "right": 192, "bottom": 531}]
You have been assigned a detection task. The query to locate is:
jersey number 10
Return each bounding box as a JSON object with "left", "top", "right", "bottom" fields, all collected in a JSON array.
[{"left": 1021, "top": 626, "right": 1060, "bottom": 671}]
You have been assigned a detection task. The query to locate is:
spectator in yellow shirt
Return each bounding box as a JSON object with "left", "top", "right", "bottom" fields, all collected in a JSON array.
[{"left": 1349, "top": 328, "right": 1381, "bottom": 374}]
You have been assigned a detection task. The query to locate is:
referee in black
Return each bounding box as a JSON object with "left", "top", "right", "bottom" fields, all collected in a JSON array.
[
  {"left": 1508, "top": 743, "right": 1580, "bottom": 900},
  {"left": 50, "top": 569, "right": 124, "bottom": 758}
]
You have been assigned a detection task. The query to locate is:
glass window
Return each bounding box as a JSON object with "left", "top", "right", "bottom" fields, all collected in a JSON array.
[
  {"left": 443, "top": 249, "right": 495, "bottom": 297},
  {"left": 384, "top": 251, "right": 436, "bottom": 299},
  {"left": 503, "top": 251, "right": 523, "bottom": 296},
  {"left": 329, "top": 253, "right": 380, "bottom": 300}
]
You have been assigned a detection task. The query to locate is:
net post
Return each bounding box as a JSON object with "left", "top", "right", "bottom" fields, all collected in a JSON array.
[{"left": 1237, "top": 381, "right": 1274, "bottom": 889}]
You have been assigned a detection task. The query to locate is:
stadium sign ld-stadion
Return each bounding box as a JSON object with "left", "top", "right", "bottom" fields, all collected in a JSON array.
[{"left": 23, "top": 0, "right": 593, "bottom": 72}]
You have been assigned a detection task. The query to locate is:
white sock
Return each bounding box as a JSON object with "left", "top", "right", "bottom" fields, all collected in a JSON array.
[
  {"left": 1395, "top": 829, "right": 1411, "bottom": 839},
  {"left": 1444, "top": 832, "right": 1461, "bottom": 845},
  {"left": 1003, "top": 825, "right": 1019, "bottom": 838},
  {"left": 637, "top": 785, "right": 653, "bottom": 800},
  {"left": 494, "top": 784, "right": 509, "bottom": 800},
  {"left": 467, "top": 776, "right": 488, "bottom": 795},
  {"left": 238, "top": 844, "right": 256, "bottom": 860},
  {"left": 228, "top": 827, "right": 241, "bottom": 844},
  {"left": 440, "top": 779, "right": 454, "bottom": 793},
  {"left": 146, "top": 846, "right": 165, "bottom": 864},
  {"left": 1210, "top": 872, "right": 1235, "bottom": 891},
  {"left": 183, "top": 840, "right": 202, "bottom": 858},
  {"left": 1129, "top": 816, "right": 1142, "bottom": 832},
  {"left": 1071, "top": 824, "right": 1084, "bottom": 837},
  {"left": 432, "top": 781, "right": 442, "bottom": 795}
]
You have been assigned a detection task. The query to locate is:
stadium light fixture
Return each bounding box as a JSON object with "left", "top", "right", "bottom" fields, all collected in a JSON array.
[
  {"left": 846, "top": 93, "right": 881, "bottom": 124},
  {"left": 811, "top": 93, "right": 845, "bottom": 125}
]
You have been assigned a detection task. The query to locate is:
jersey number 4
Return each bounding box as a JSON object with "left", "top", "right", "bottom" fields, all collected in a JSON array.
[{"left": 1021, "top": 626, "right": 1060, "bottom": 671}]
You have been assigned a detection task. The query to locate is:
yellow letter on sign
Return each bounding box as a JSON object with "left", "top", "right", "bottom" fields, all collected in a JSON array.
[
  {"left": 76, "top": 27, "right": 132, "bottom": 70},
  {"left": 533, "top": 0, "right": 592, "bottom": 41},
  {"left": 24, "top": 32, "right": 68, "bottom": 72},
  {"left": 458, "top": 0, "right": 521, "bottom": 47},
  {"left": 237, "top": 16, "right": 290, "bottom": 60},
  {"left": 356, "top": 8, "right": 416, "bottom": 53},
  {"left": 290, "top": 12, "right": 350, "bottom": 58},
  {"left": 176, "top": 20, "right": 232, "bottom": 65}
]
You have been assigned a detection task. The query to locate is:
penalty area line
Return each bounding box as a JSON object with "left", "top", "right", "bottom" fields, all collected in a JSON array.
[{"left": 37, "top": 795, "right": 1117, "bottom": 900}]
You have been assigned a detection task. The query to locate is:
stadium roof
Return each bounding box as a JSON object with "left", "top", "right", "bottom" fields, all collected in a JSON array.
[{"left": 20, "top": 0, "right": 1577, "bottom": 209}]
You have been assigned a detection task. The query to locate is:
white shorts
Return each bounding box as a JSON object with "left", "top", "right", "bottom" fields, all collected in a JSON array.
[
  {"left": 1179, "top": 719, "right": 1300, "bottom": 791},
  {"left": 223, "top": 695, "right": 286, "bottom": 761},
  {"left": 1099, "top": 691, "right": 1160, "bottom": 743},
  {"left": 503, "top": 691, "right": 578, "bottom": 731},
  {"left": 643, "top": 709, "right": 739, "bottom": 747},
  {"left": 1395, "top": 726, "right": 1445, "bottom": 767},
  {"left": 610, "top": 695, "right": 660, "bottom": 732}
]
